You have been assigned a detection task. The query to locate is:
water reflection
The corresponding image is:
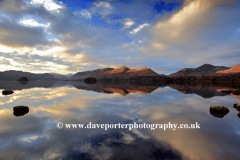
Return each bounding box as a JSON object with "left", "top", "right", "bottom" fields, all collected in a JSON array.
[
  {"left": 0, "top": 81, "right": 67, "bottom": 91},
  {"left": 210, "top": 110, "right": 229, "bottom": 118},
  {"left": 71, "top": 81, "right": 162, "bottom": 96},
  {"left": 169, "top": 84, "right": 230, "bottom": 98},
  {"left": 20, "top": 81, "right": 28, "bottom": 85},
  {"left": 0, "top": 81, "right": 240, "bottom": 159}
]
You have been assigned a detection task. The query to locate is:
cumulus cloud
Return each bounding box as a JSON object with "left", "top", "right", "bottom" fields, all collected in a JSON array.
[
  {"left": 30, "top": 0, "right": 63, "bottom": 11},
  {"left": 0, "top": 0, "right": 239, "bottom": 74},
  {"left": 139, "top": 0, "right": 240, "bottom": 68}
]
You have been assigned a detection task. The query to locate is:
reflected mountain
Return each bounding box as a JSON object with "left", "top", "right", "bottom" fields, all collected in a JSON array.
[
  {"left": 217, "top": 89, "right": 240, "bottom": 99},
  {"left": 13, "top": 106, "right": 29, "bottom": 117},
  {"left": 0, "top": 81, "right": 68, "bottom": 90},
  {"left": 1, "top": 80, "right": 239, "bottom": 99},
  {"left": 169, "top": 84, "right": 231, "bottom": 98},
  {"left": 71, "top": 81, "right": 163, "bottom": 96}
]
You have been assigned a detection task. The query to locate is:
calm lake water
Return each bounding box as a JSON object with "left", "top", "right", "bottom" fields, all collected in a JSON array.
[{"left": 0, "top": 81, "right": 240, "bottom": 160}]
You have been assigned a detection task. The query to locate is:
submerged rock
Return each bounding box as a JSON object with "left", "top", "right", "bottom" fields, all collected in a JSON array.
[
  {"left": 13, "top": 106, "right": 29, "bottom": 117},
  {"left": 2, "top": 90, "right": 14, "bottom": 95},
  {"left": 210, "top": 105, "right": 229, "bottom": 113}
]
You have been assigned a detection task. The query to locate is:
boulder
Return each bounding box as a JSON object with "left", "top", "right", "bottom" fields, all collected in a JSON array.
[
  {"left": 13, "top": 106, "right": 29, "bottom": 117},
  {"left": 210, "top": 105, "right": 229, "bottom": 113},
  {"left": 2, "top": 90, "right": 14, "bottom": 95},
  {"left": 233, "top": 102, "right": 240, "bottom": 111},
  {"left": 210, "top": 110, "right": 229, "bottom": 118}
]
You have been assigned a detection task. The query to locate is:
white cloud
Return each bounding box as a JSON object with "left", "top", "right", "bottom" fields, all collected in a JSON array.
[
  {"left": 30, "top": 61, "right": 69, "bottom": 69},
  {"left": 93, "top": 1, "right": 112, "bottom": 17},
  {"left": 31, "top": 46, "right": 65, "bottom": 57},
  {"left": 130, "top": 23, "right": 149, "bottom": 34},
  {"left": 80, "top": 10, "right": 92, "bottom": 19},
  {"left": 30, "top": 0, "right": 62, "bottom": 11},
  {"left": 0, "top": 45, "right": 19, "bottom": 53},
  {"left": 139, "top": 0, "right": 240, "bottom": 67},
  {"left": 19, "top": 18, "right": 50, "bottom": 28},
  {"left": 122, "top": 18, "right": 135, "bottom": 29}
]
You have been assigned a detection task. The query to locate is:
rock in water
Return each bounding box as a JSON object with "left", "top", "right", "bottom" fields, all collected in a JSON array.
[
  {"left": 210, "top": 110, "right": 229, "bottom": 118},
  {"left": 2, "top": 90, "right": 14, "bottom": 95},
  {"left": 210, "top": 105, "right": 229, "bottom": 113},
  {"left": 233, "top": 102, "right": 240, "bottom": 111},
  {"left": 13, "top": 106, "right": 29, "bottom": 117}
]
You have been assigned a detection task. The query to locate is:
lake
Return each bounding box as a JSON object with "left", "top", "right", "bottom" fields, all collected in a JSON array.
[{"left": 0, "top": 81, "right": 240, "bottom": 160}]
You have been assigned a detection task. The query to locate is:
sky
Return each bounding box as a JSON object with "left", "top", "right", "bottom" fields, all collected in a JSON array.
[{"left": 0, "top": 0, "right": 240, "bottom": 75}]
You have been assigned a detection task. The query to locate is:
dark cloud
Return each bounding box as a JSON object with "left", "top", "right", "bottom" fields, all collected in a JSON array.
[{"left": 0, "top": 19, "right": 50, "bottom": 47}]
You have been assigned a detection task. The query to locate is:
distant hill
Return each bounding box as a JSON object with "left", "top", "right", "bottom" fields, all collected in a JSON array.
[
  {"left": 64, "top": 73, "right": 74, "bottom": 79},
  {"left": 209, "top": 64, "right": 240, "bottom": 76},
  {"left": 49, "top": 73, "right": 68, "bottom": 81},
  {"left": 71, "top": 66, "right": 160, "bottom": 80},
  {"left": 169, "top": 64, "right": 229, "bottom": 77},
  {"left": 0, "top": 70, "right": 57, "bottom": 81}
]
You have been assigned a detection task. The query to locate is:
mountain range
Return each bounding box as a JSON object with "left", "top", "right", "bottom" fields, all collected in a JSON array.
[
  {"left": 71, "top": 66, "right": 160, "bottom": 80},
  {"left": 209, "top": 64, "right": 240, "bottom": 76},
  {"left": 1, "top": 64, "right": 240, "bottom": 81},
  {"left": 0, "top": 70, "right": 58, "bottom": 81},
  {"left": 169, "top": 64, "right": 230, "bottom": 77}
]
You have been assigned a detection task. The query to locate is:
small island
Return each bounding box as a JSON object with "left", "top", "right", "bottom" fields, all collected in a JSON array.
[{"left": 17, "top": 77, "right": 29, "bottom": 81}]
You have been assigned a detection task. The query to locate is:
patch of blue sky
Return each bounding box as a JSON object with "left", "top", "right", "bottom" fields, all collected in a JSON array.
[
  {"left": 60, "top": 0, "right": 96, "bottom": 11},
  {"left": 125, "top": 36, "right": 133, "bottom": 42},
  {"left": 153, "top": 0, "right": 182, "bottom": 14}
]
